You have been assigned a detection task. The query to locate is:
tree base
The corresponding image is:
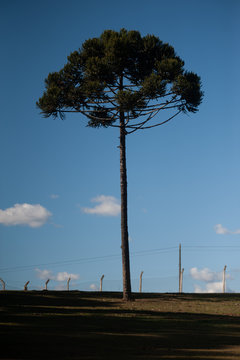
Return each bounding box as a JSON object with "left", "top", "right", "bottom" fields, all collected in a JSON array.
[{"left": 122, "top": 293, "right": 135, "bottom": 302}]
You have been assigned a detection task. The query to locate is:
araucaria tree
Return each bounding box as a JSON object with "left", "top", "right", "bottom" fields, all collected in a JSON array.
[{"left": 37, "top": 29, "right": 203, "bottom": 300}]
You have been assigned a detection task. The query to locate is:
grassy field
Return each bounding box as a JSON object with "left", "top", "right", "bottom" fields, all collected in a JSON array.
[{"left": 1, "top": 291, "right": 240, "bottom": 359}]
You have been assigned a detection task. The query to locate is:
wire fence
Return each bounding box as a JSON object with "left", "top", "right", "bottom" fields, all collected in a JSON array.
[
  {"left": 1, "top": 245, "right": 240, "bottom": 293},
  {"left": 0, "top": 275, "right": 180, "bottom": 292}
]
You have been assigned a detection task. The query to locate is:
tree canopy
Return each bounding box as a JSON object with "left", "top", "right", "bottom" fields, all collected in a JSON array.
[{"left": 37, "top": 29, "right": 203, "bottom": 132}]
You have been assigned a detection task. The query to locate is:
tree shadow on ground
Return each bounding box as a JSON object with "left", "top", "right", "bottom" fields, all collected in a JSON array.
[{"left": 1, "top": 291, "right": 240, "bottom": 359}]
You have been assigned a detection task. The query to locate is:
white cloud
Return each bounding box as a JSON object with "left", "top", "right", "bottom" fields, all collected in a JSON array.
[
  {"left": 35, "top": 269, "right": 79, "bottom": 282},
  {"left": 0, "top": 203, "right": 52, "bottom": 228},
  {"left": 90, "top": 284, "right": 98, "bottom": 290},
  {"left": 214, "top": 224, "right": 230, "bottom": 235},
  {"left": 190, "top": 267, "right": 222, "bottom": 282},
  {"left": 214, "top": 224, "right": 240, "bottom": 235},
  {"left": 50, "top": 194, "right": 59, "bottom": 199},
  {"left": 82, "top": 195, "right": 120, "bottom": 216},
  {"left": 194, "top": 282, "right": 223, "bottom": 293},
  {"left": 191, "top": 267, "right": 232, "bottom": 293},
  {"left": 55, "top": 272, "right": 79, "bottom": 282},
  {"left": 35, "top": 268, "right": 53, "bottom": 280}
]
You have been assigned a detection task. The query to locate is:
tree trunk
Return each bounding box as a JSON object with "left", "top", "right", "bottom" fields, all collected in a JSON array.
[{"left": 119, "top": 111, "right": 132, "bottom": 301}]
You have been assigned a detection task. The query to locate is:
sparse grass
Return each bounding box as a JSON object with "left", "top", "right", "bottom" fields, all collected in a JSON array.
[{"left": 1, "top": 291, "right": 240, "bottom": 359}]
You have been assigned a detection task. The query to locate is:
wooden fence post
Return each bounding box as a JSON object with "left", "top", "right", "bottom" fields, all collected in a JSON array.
[
  {"left": 45, "top": 279, "right": 50, "bottom": 290},
  {"left": 67, "top": 277, "right": 71, "bottom": 291},
  {"left": 100, "top": 275, "right": 104, "bottom": 292},
  {"left": 223, "top": 265, "right": 227, "bottom": 293},
  {"left": 24, "top": 281, "right": 30, "bottom": 291},
  {"left": 179, "top": 244, "right": 181, "bottom": 293},
  {"left": 0, "top": 278, "right": 5, "bottom": 291},
  {"left": 139, "top": 271, "right": 144, "bottom": 293}
]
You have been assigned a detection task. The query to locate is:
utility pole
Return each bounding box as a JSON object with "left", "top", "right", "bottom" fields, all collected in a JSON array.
[
  {"left": 67, "top": 277, "right": 71, "bottom": 291},
  {"left": 24, "top": 281, "right": 30, "bottom": 291},
  {"left": 223, "top": 265, "right": 227, "bottom": 293},
  {"left": 45, "top": 279, "right": 50, "bottom": 291},
  {"left": 179, "top": 243, "right": 181, "bottom": 293},
  {"left": 139, "top": 271, "right": 144, "bottom": 293},
  {"left": 0, "top": 278, "right": 5, "bottom": 291},
  {"left": 100, "top": 275, "right": 104, "bottom": 292},
  {"left": 180, "top": 268, "right": 184, "bottom": 293}
]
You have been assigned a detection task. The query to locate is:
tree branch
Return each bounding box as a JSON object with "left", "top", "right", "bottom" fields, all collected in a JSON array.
[
  {"left": 126, "top": 100, "right": 173, "bottom": 127},
  {"left": 126, "top": 109, "right": 159, "bottom": 134},
  {"left": 126, "top": 110, "right": 182, "bottom": 134}
]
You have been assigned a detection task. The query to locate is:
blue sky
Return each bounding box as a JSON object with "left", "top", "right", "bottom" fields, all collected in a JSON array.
[{"left": 0, "top": 0, "right": 240, "bottom": 293}]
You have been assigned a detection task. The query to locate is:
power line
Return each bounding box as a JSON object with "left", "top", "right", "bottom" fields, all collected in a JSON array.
[
  {"left": 184, "top": 245, "right": 240, "bottom": 251},
  {"left": 0, "top": 254, "right": 121, "bottom": 273},
  {"left": 0, "top": 246, "right": 178, "bottom": 274},
  {"left": 2, "top": 245, "right": 240, "bottom": 275}
]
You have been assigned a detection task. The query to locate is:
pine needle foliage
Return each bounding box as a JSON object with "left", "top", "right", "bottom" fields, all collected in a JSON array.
[{"left": 37, "top": 29, "right": 203, "bottom": 132}]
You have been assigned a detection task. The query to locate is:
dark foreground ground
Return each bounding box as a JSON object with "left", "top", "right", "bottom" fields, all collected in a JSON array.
[{"left": 1, "top": 291, "right": 240, "bottom": 359}]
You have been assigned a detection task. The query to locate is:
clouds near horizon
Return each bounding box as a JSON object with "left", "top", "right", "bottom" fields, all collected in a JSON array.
[
  {"left": 214, "top": 224, "right": 240, "bottom": 235},
  {"left": 35, "top": 269, "right": 79, "bottom": 282},
  {"left": 0, "top": 203, "right": 52, "bottom": 228},
  {"left": 190, "top": 267, "right": 222, "bottom": 282},
  {"left": 90, "top": 283, "right": 98, "bottom": 290},
  {"left": 82, "top": 195, "right": 120, "bottom": 216},
  {"left": 190, "top": 267, "right": 231, "bottom": 293},
  {"left": 194, "top": 282, "right": 223, "bottom": 294}
]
